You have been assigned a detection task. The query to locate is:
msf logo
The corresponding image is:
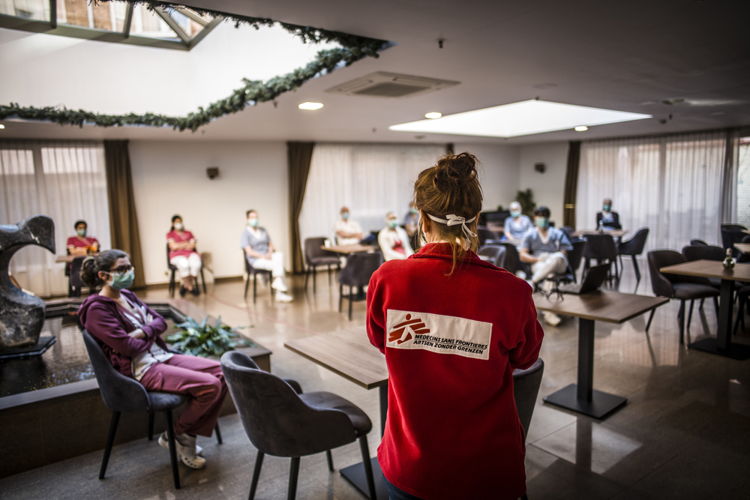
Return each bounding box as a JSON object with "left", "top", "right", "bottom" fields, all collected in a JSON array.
[{"left": 388, "top": 314, "right": 430, "bottom": 344}]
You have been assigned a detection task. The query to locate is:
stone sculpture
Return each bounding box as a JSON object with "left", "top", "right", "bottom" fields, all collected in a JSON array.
[{"left": 0, "top": 215, "right": 55, "bottom": 351}]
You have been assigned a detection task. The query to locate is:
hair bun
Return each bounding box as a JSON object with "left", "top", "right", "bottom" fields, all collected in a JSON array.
[{"left": 434, "top": 152, "right": 477, "bottom": 190}]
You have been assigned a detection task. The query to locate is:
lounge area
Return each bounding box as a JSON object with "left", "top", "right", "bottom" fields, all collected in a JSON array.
[{"left": 1, "top": 1, "right": 749, "bottom": 499}]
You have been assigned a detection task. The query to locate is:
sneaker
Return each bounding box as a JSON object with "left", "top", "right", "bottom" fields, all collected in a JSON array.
[
  {"left": 191, "top": 287, "right": 200, "bottom": 296},
  {"left": 179, "top": 286, "right": 187, "bottom": 297},
  {"left": 158, "top": 432, "right": 203, "bottom": 456},
  {"left": 275, "top": 291, "right": 293, "bottom": 303},
  {"left": 543, "top": 311, "right": 562, "bottom": 327},
  {"left": 271, "top": 277, "right": 288, "bottom": 292}
]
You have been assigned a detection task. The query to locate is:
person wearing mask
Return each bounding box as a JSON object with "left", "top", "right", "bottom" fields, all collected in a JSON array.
[
  {"left": 67, "top": 220, "right": 100, "bottom": 257},
  {"left": 66, "top": 220, "right": 100, "bottom": 297},
  {"left": 366, "top": 152, "right": 544, "bottom": 500},
  {"left": 403, "top": 201, "right": 420, "bottom": 250},
  {"left": 334, "top": 206, "right": 364, "bottom": 246},
  {"left": 378, "top": 211, "right": 413, "bottom": 261},
  {"left": 241, "top": 209, "right": 292, "bottom": 302},
  {"left": 519, "top": 206, "right": 573, "bottom": 326},
  {"left": 167, "top": 214, "right": 202, "bottom": 297},
  {"left": 596, "top": 198, "right": 622, "bottom": 230},
  {"left": 502, "top": 201, "right": 533, "bottom": 245},
  {"left": 78, "top": 249, "right": 227, "bottom": 470}
]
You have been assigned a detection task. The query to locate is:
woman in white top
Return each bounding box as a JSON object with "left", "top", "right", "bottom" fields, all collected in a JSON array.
[
  {"left": 378, "top": 211, "right": 414, "bottom": 261},
  {"left": 334, "top": 206, "right": 364, "bottom": 246}
]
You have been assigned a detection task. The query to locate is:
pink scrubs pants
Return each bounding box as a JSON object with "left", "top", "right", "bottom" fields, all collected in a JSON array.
[{"left": 139, "top": 354, "right": 227, "bottom": 437}]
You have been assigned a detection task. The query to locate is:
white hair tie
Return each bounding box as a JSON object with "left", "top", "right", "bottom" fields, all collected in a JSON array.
[{"left": 426, "top": 213, "right": 477, "bottom": 240}]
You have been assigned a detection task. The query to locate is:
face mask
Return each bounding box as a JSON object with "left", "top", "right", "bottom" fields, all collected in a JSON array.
[
  {"left": 409, "top": 208, "right": 418, "bottom": 215},
  {"left": 388, "top": 220, "right": 399, "bottom": 229},
  {"left": 603, "top": 205, "right": 611, "bottom": 212},
  {"left": 109, "top": 269, "right": 135, "bottom": 290},
  {"left": 173, "top": 223, "right": 184, "bottom": 231},
  {"left": 247, "top": 219, "right": 259, "bottom": 227},
  {"left": 76, "top": 228, "right": 87, "bottom": 237},
  {"left": 510, "top": 210, "right": 521, "bottom": 218},
  {"left": 535, "top": 217, "right": 548, "bottom": 229},
  {"left": 341, "top": 212, "right": 350, "bottom": 220}
]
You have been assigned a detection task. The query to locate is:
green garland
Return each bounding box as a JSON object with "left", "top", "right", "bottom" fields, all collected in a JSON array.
[{"left": 0, "top": 0, "right": 390, "bottom": 131}]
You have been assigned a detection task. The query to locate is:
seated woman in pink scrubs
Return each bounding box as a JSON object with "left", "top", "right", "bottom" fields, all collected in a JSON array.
[{"left": 167, "top": 214, "right": 202, "bottom": 297}]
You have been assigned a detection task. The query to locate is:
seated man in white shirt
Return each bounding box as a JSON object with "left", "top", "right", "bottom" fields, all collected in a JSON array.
[
  {"left": 334, "top": 206, "right": 364, "bottom": 246},
  {"left": 378, "top": 211, "right": 414, "bottom": 261}
]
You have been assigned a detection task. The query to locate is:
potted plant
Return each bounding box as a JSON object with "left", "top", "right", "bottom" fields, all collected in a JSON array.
[{"left": 166, "top": 316, "right": 251, "bottom": 358}]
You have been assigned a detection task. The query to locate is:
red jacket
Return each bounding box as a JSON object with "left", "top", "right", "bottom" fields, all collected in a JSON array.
[{"left": 366, "top": 243, "right": 544, "bottom": 499}]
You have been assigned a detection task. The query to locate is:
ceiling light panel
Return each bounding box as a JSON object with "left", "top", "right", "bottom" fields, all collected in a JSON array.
[{"left": 389, "top": 100, "right": 651, "bottom": 138}]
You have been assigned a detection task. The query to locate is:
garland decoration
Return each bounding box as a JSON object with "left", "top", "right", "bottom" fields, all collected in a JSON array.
[{"left": 0, "top": 0, "right": 390, "bottom": 131}]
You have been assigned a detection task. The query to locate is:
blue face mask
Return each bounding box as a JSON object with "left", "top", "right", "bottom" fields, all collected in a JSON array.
[
  {"left": 510, "top": 210, "right": 521, "bottom": 218},
  {"left": 603, "top": 204, "right": 611, "bottom": 212},
  {"left": 247, "top": 218, "right": 259, "bottom": 227},
  {"left": 534, "top": 217, "right": 548, "bottom": 229},
  {"left": 388, "top": 220, "right": 399, "bottom": 229},
  {"left": 110, "top": 269, "right": 135, "bottom": 290},
  {"left": 76, "top": 228, "right": 87, "bottom": 237},
  {"left": 342, "top": 212, "right": 350, "bottom": 220}
]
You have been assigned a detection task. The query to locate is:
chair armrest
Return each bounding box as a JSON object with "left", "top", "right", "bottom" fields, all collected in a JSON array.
[{"left": 284, "top": 379, "right": 303, "bottom": 394}]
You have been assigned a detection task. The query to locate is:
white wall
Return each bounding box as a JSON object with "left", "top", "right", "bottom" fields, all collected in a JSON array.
[
  {"left": 518, "top": 142, "right": 569, "bottom": 224},
  {"left": 129, "top": 140, "right": 288, "bottom": 285},
  {"left": 455, "top": 143, "right": 520, "bottom": 211}
]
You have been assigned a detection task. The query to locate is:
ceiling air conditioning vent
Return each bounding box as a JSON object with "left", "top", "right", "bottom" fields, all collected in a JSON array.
[{"left": 326, "top": 72, "right": 460, "bottom": 98}]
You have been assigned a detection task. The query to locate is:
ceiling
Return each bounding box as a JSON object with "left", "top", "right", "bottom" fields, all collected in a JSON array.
[{"left": 3, "top": 0, "right": 749, "bottom": 144}]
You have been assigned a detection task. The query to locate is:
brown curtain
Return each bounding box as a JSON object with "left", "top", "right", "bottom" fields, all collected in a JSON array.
[
  {"left": 446, "top": 143, "right": 455, "bottom": 155},
  {"left": 104, "top": 140, "right": 146, "bottom": 289},
  {"left": 563, "top": 140, "right": 581, "bottom": 228},
  {"left": 288, "top": 141, "right": 315, "bottom": 274}
]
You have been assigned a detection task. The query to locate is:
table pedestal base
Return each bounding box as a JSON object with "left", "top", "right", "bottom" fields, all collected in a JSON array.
[
  {"left": 544, "top": 383, "right": 627, "bottom": 419},
  {"left": 688, "top": 337, "right": 750, "bottom": 360},
  {"left": 340, "top": 457, "right": 387, "bottom": 500}
]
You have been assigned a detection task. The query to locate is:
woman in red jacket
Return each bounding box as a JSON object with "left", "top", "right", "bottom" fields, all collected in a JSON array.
[{"left": 366, "top": 152, "right": 544, "bottom": 500}]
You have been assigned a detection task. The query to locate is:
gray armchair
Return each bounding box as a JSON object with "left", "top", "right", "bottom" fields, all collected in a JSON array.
[{"left": 221, "top": 351, "right": 377, "bottom": 500}]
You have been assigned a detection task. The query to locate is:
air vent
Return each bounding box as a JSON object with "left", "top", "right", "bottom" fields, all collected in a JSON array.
[{"left": 326, "top": 72, "right": 460, "bottom": 98}]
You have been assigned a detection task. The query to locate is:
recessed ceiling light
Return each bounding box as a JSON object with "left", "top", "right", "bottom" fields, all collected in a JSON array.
[
  {"left": 389, "top": 99, "right": 651, "bottom": 138},
  {"left": 298, "top": 102, "right": 324, "bottom": 111},
  {"left": 0, "top": 124, "right": 5, "bottom": 130},
  {"left": 424, "top": 112, "right": 442, "bottom": 119},
  {"left": 574, "top": 125, "right": 589, "bottom": 132}
]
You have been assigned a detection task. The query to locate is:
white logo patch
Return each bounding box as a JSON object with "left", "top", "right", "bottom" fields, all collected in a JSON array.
[{"left": 386, "top": 309, "right": 492, "bottom": 360}]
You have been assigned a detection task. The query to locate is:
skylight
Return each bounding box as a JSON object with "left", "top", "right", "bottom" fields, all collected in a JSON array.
[
  {"left": 389, "top": 100, "right": 652, "bottom": 138},
  {"left": 0, "top": 0, "right": 220, "bottom": 49}
]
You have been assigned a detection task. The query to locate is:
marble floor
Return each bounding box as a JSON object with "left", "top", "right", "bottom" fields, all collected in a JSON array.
[{"left": 2, "top": 259, "right": 749, "bottom": 499}]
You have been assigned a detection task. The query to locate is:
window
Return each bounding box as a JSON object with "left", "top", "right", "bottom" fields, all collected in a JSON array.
[
  {"left": 737, "top": 137, "right": 750, "bottom": 228},
  {"left": 0, "top": 141, "right": 110, "bottom": 297},
  {"left": 0, "top": 0, "right": 221, "bottom": 50}
]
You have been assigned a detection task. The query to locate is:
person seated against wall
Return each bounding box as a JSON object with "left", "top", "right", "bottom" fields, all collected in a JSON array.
[
  {"left": 502, "top": 201, "right": 533, "bottom": 246},
  {"left": 167, "top": 214, "right": 202, "bottom": 297},
  {"left": 378, "top": 211, "right": 414, "bottom": 261},
  {"left": 79, "top": 249, "right": 227, "bottom": 470},
  {"left": 66, "top": 219, "right": 100, "bottom": 296},
  {"left": 596, "top": 198, "right": 622, "bottom": 230},
  {"left": 241, "top": 209, "right": 292, "bottom": 302},
  {"left": 334, "top": 206, "right": 364, "bottom": 246},
  {"left": 519, "top": 206, "right": 573, "bottom": 326}
]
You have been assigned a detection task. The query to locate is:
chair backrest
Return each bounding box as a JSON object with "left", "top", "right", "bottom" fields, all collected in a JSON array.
[
  {"left": 689, "top": 239, "right": 708, "bottom": 246},
  {"left": 477, "top": 244, "right": 506, "bottom": 267},
  {"left": 583, "top": 234, "right": 617, "bottom": 261},
  {"left": 339, "top": 252, "right": 382, "bottom": 287},
  {"left": 647, "top": 250, "right": 688, "bottom": 298},
  {"left": 682, "top": 244, "right": 724, "bottom": 262},
  {"left": 166, "top": 242, "right": 173, "bottom": 268},
  {"left": 513, "top": 358, "right": 544, "bottom": 439},
  {"left": 568, "top": 240, "right": 586, "bottom": 274},
  {"left": 498, "top": 242, "right": 521, "bottom": 274},
  {"left": 81, "top": 329, "right": 151, "bottom": 412},
  {"left": 304, "top": 237, "right": 329, "bottom": 264},
  {"left": 221, "top": 351, "right": 356, "bottom": 457},
  {"left": 478, "top": 228, "right": 501, "bottom": 246},
  {"left": 721, "top": 228, "right": 746, "bottom": 251},
  {"left": 620, "top": 228, "right": 650, "bottom": 255}
]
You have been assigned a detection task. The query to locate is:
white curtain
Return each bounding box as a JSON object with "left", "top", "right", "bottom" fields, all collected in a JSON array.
[
  {"left": 576, "top": 131, "right": 731, "bottom": 251},
  {"left": 299, "top": 144, "right": 446, "bottom": 244},
  {"left": 0, "top": 140, "right": 110, "bottom": 297}
]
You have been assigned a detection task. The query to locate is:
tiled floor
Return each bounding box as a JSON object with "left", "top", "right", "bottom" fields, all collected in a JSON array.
[{"left": 2, "top": 259, "right": 749, "bottom": 499}]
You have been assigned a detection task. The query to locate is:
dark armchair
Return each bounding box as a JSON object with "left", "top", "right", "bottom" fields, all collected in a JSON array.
[
  {"left": 339, "top": 252, "right": 382, "bottom": 320},
  {"left": 303, "top": 237, "right": 341, "bottom": 293},
  {"left": 221, "top": 351, "right": 376, "bottom": 500},
  {"left": 617, "top": 227, "right": 649, "bottom": 291}
]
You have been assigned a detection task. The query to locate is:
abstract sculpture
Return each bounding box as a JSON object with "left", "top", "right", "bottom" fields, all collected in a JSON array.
[{"left": 0, "top": 215, "right": 55, "bottom": 356}]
